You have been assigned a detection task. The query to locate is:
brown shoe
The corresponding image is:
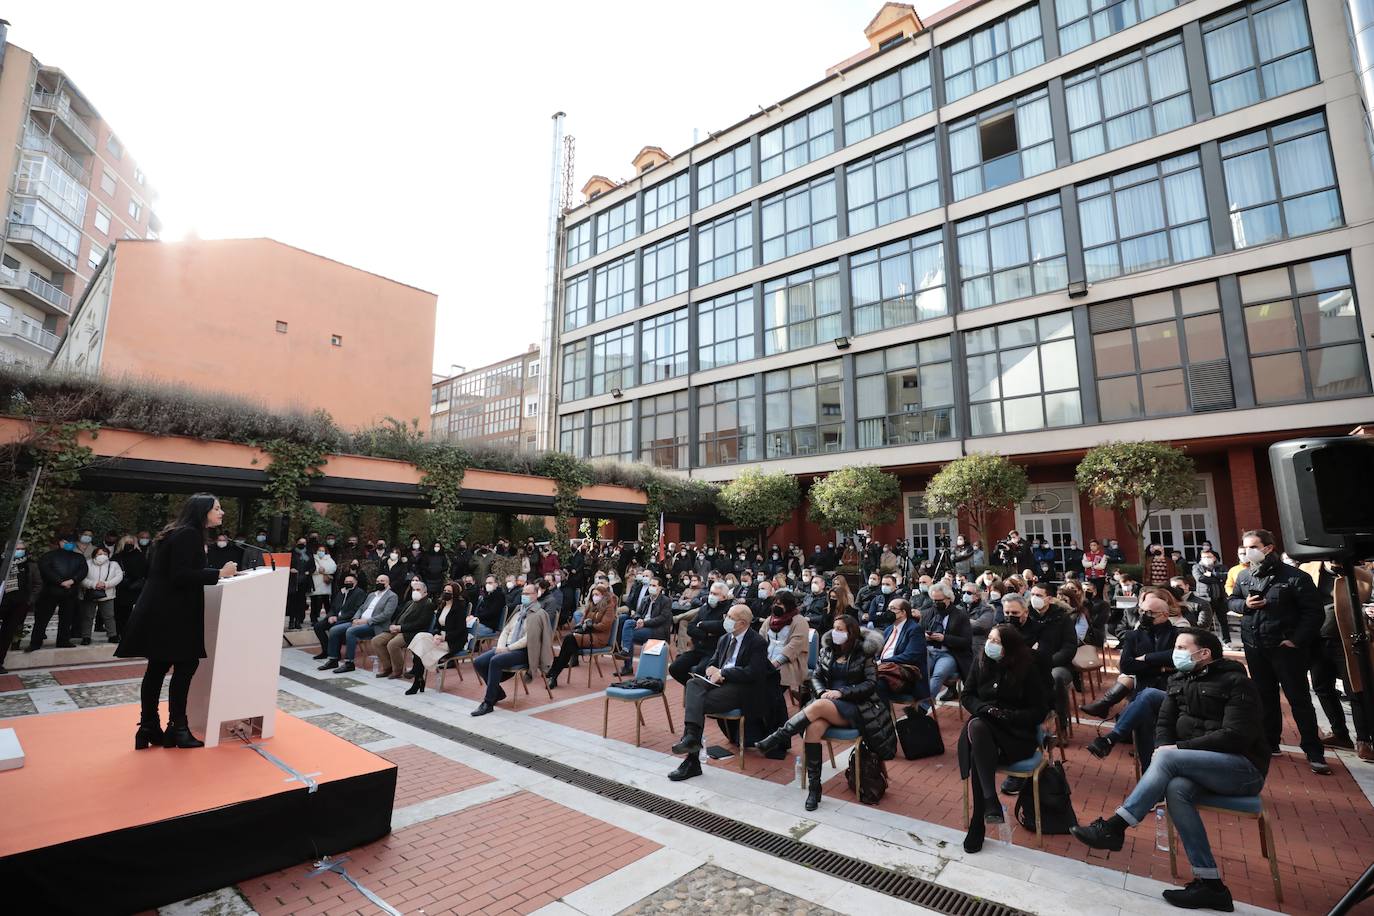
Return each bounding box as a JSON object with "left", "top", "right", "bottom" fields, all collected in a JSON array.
[
  {"left": 1358, "top": 740, "right": 1374, "bottom": 763},
  {"left": 375, "top": 670, "right": 391, "bottom": 678},
  {"left": 1321, "top": 732, "right": 1355, "bottom": 750}
]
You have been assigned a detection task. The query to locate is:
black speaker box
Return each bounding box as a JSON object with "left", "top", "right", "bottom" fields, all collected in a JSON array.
[{"left": 1269, "top": 437, "right": 1374, "bottom": 560}]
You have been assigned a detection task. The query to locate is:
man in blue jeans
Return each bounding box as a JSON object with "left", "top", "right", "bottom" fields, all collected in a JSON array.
[
  {"left": 919, "top": 582, "right": 970, "bottom": 710},
  {"left": 1072, "top": 628, "right": 1269, "bottom": 912},
  {"left": 616, "top": 575, "right": 671, "bottom": 675}
]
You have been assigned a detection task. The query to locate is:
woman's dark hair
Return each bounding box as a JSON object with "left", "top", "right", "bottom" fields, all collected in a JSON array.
[
  {"left": 831, "top": 613, "right": 861, "bottom": 654},
  {"left": 771, "top": 590, "right": 799, "bottom": 614},
  {"left": 157, "top": 493, "right": 218, "bottom": 542},
  {"left": 989, "top": 623, "right": 1032, "bottom": 681}
]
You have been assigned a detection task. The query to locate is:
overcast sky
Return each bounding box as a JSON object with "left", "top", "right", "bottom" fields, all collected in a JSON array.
[{"left": 9, "top": 0, "right": 945, "bottom": 375}]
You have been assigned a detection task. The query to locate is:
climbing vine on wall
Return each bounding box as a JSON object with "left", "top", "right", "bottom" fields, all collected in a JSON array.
[
  {"left": 252, "top": 438, "right": 329, "bottom": 527},
  {"left": 16, "top": 420, "right": 99, "bottom": 546},
  {"left": 415, "top": 446, "right": 470, "bottom": 547},
  {"left": 538, "top": 451, "right": 590, "bottom": 557}
]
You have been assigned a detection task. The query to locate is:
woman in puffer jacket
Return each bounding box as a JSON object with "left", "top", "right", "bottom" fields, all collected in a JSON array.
[{"left": 755, "top": 613, "right": 896, "bottom": 811}]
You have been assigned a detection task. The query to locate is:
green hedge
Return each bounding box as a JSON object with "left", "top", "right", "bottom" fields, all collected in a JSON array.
[{"left": 0, "top": 366, "right": 719, "bottom": 516}]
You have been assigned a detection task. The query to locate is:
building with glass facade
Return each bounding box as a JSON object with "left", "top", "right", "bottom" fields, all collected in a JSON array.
[
  {"left": 432, "top": 345, "right": 543, "bottom": 452},
  {"left": 550, "top": 0, "right": 1374, "bottom": 562}
]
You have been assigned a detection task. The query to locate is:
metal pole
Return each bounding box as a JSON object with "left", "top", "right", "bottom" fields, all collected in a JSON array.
[
  {"left": 0, "top": 465, "right": 43, "bottom": 602},
  {"left": 537, "top": 112, "right": 566, "bottom": 453}
]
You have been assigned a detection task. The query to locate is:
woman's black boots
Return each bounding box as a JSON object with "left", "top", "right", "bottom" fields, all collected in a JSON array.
[
  {"left": 803, "top": 743, "right": 824, "bottom": 811},
  {"left": 756, "top": 711, "right": 810, "bottom": 755},
  {"left": 134, "top": 717, "right": 164, "bottom": 750},
  {"left": 162, "top": 721, "right": 205, "bottom": 749}
]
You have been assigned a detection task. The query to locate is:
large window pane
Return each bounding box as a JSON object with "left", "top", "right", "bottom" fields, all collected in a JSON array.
[{"left": 1204, "top": 0, "right": 1317, "bottom": 115}]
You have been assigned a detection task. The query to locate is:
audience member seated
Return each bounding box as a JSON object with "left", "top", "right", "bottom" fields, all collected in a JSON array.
[
  {"left": 876, "top": 598, "right": 927, "bottom": 703},
  {"left": 1073, "top": 629, "right": 1269, "bottom": 912},
  {"left": 405, "top": 580, "right": 468, "bottom": 695},
  {"left": 800, "top": 575, "right": 830, "bottom": 633},
  {"left": 321, "top": 575, "right": 396, "bottom": 672},
  {"left": 1027, "top": 584, "right": 1077, "bottom": 731},
  {"left": 668, "top": 580, "right": 730, "bottom": 685},
  {"left": 471, "top": 582, "right": 554, "bottom": 716},
  {"left": 959, "top": 624, "right": 1051, "bottom": 853},
  {"left": 962, "top": 582, "right": 996, "bottom": 665},
  {"left": 312, "top": 570, "right": 366, "bottom": 659},
  {"left": 370, "top": 580, "right": 436, "bottom": 679},
  {"left": 473, "top": 574, "right": 506, "bottom": 639},
  {"left": 616, "top": 576, "right": 672, "bottom": 675},
  {"left": 764, "top": 591, "right": 811, "bottom": 710},
  {"left": 755, "top": 614, "right": 897, "bottom": 810},
  {"left": 921, "top": 583, "right": 972, "bottom": 709},
  {"left": 667, "top": 604, "right": 771, "bottom": 782},
  {"left": 861, "top": 575, "right": 899, "bottom": 629},
  {"left": 546, "top": 581, "right": 617, "bottom": 688},
  {"left": 1085, "top": 587, "right": 1182, "bottom": 766}
]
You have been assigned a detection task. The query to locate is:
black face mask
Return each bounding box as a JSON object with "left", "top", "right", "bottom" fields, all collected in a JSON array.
[{"left": 343, "top": 582, "right": 356, "bottom": 590}]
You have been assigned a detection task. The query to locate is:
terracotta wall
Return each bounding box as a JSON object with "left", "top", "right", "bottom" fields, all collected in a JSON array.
[{"left": 98, "top": 239, "right": 436, "bottom": 431}]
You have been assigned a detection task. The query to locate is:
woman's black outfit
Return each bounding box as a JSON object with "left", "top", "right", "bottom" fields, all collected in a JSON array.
[
  {"left": 416, "top": 550, "right": 448, "bottom": 594},
  {"left": 957, "top": 654, "right": 1051, "bottom": 850},
  {"left": 112, "top": 545, "right": 148, "bottom": 640},
  {"left": 287, "top": 549, "right": 314, "bottom": 630},
  {"left": 116, "top": 526, "right": 223, "bottom": 748}
]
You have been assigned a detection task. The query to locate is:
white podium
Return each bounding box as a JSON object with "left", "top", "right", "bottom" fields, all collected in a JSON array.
[{"left": 187, "top": 567, "right": 291, "bottom": 748}]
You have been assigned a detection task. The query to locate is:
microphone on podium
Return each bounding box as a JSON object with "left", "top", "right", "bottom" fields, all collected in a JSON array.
[{"left": 230, "top": 539, "right": 276, "bottom": 571}]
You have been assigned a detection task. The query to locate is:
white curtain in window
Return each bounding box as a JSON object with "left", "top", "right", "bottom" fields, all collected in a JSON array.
[
  {"left": 1253, "top": 0, "right": 1309, "bottom": 62},
  {"left": 990, "top": 220, "right": 1030, "bottom": 270},
  {"left": 1100, "top": 60, "right": 1148, "bottom": 118},
  {"left": 1115, "top": 182, "right": 1165, "bottom": 237},
  {"left": 1163, "top": 169, "right": 1207, "bottom": 225},
  {"left": 1224, "top": 150, "right": 1277, "bottom": 209},
  {"left": 948, "top": 124, "right": 980, "bottom": 171},
  {"left": 1205, "top": 20, "right": 1254, "bottom": 80},
  {"left": 851, "top": 262, "right": 880, "bottom": 305},
  {"left": 1274, "top": 133, "right": 1334, "bottom": 196},
  {"left": 1078, "top": 195, "right": 1117, "bottom": 246},
  {"left": 1065, "top": 80, "right": 1101, "bottom": 130},
  {"left": 1017, "top": 97, "right": 1053, "bottom": 146},
  {"left": 1008, "top": 6, "right": 1042, "bottom": 46}
]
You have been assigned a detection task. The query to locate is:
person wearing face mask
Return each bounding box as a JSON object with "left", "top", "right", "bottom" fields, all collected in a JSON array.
[
  {"left": 958, "top": 624, "right": 1050, "bottom": 853},
  {"left": 1228, "top": 528, "right": 1329, "bottom": 774},
  {"left": 668, "top": 604, "right": 778, "bottom": 782},
  {"left": 415, "top": 540, "right": 448, "bottom": 597},
  {"left": 404, "top": 580, "right": 468, "bottom": 695},
  {"left": 875, "top": 598, "right": 927, "bottom": 702},
  {"left": 109, "top": 535, "right": 149, "bottom": 642},
  {"left": 472, "top": 583, "right": 554, "bottom": 715},
  {"left": 997, "top": 530, "right": 1035, "bottom": 575},
  {"left": 321, "top": 575, "right": 397, "bottom": 672},
  {"left": 754, "top": 613, "right": 896, "bottom": 806},
  {"left": 863, "top": 575, "right": 898, "bottom": 629},
  {"left": 669, "top": 581, "right": 732, "bottom": 685},
  {"left": 764, "top": 591, "right": 811, "bottom": 712},
  {"left": 473, "top": 575, "right": 507, "bottom": 639},
  {"left": 545, "top": 582, "right": 617, "bottom": 689},
  {"left": 615, "top": 576, "right": 672, "bottom": 675},
  {"left": 1191, "top": 549, "right": 1232, "bottom": 647},
  {"left": 1083, "top": 588, "right": 1182, "bottom": 763},
  {"left": 921, "top": 583, "right": 973, "bottom": 710},
  {"left": 206, "top": 532, "right": 244, "bottom": 571},
  {"left": 78, "top": 545, "right": 124, "bottom": 645},
  {"left": 30, "top": 532, "right": 89, "bottom": 651},
  {"left": 1074, "top": 629, "right": 1268, "bottom": 912},
  {"left": 381, "top": 546, "right": 410, "bottom": 600},
  {"left": 962, "top": 582, "right": 997, "bottom": 669},
  {"left": 0, "top": 539, "right": 37, "bottom": 673},
  {"left": 311, "top": 571, "right": 367, "bottom": 660},
  {"left": 951, "top": 535, "right": 975, "bottom": 577},
  {"left": 369, "top": 579, "right": 436, "bottom": 680},
  {"left": 284, "top": 538, "right": 314, "bottom": 631},
  {"left": 800, "top": 573, "right": 832, "bottom": 634},
  {"left": 1104, "top": 539, "right": 1126, "bottom": 564},
  {"left": 307, "top": 541, "right": 338, "bottom": 628},
  {"left": 855, "top": 573, "right": 882, "bottom": 611},
  {"left": 1023, "top": 585, "right": 1077, "bottom": 737}
]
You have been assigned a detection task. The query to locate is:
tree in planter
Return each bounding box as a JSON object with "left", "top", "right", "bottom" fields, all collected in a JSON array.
[
  {"left": 925, "top": 453, "right": 1029, "bottom": 550},
  {"left": 1076, "top": 441, "right": 1196, "bottom": 562},
  {"left": 717, "top": 469, "right": 801, "bottom": 548},
  {"left": 807, "top": 466, "right": 900, "bottom": 536}
]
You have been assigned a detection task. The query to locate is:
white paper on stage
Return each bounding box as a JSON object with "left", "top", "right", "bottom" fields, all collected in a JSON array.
[{"left": 187, "top": 567, "right": 290, "bottom": 748}]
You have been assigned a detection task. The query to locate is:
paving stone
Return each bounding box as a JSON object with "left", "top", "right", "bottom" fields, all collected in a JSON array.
[
  {"left": 275, "top": 691, "right": 320, "bottom": 713},
  {"left": 0, "top": 693, "right": 37, "bottom": 718},
  {"left": 18, "top": 671, "right": 58, "bottom": 689},
  {"left": 616, "top": 864, "right": 840, "bottom": 915},
  {"left": 301, "top": 712, "right": 391, "bottom": 746},
  {"left": 67, "top": 682, "right": 166, "bottom": 708}
]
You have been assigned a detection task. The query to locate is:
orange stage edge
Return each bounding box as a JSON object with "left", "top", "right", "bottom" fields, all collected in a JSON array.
[{"left": 0, "top": 704, "right": 396, "bottom": 914}]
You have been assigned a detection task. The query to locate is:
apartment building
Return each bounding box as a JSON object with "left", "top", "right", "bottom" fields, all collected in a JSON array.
[
  {"left": 0, "top": 25, "right": 159, "bottom": 369},
  {"left": 430, "top": 344, "right": 543, "bottom": 451},
  {"left": 551, "top": 0, "right": 1374, "bottom": 562}
]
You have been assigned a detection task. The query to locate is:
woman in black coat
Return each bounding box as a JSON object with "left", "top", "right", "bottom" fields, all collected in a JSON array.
[
  {"left": 417, "top": 541, "right": 449, "bottom": 594},
  {"left": 116, "top": 493, "right": 238, "bottom": 750},
  {"left": 958, "top": 623, "right": 1051, "bottom": 853},
  {"left": 755, "top": 614, "right": 897, "bottom": 812}
]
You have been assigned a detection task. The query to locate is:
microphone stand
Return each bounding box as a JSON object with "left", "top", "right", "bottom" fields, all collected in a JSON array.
[{"left": 232, "top": 540, "right": 276, "bottom": 571}]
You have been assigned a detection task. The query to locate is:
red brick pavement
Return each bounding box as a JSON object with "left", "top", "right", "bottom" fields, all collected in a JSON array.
[
  {"left": 528, "top": 647, "right": 1372, "bottom": 915},
  {"left": 375, "top": 744, "right": 495, "bottom": 809},
  {"left": 238, "top": 790, "right": 660, "bottom": 916},
  {"left": 50, "top": 662, "right": 148, "bottom": 685},
  {"left": 0, "top": 674, "right": 22, "bottom": 693}
]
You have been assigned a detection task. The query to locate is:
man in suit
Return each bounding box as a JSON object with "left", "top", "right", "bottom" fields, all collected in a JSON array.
[
  {"left": 312, "top": 571, "right": 367, "bottom": 659},
  {"left": 668, "top": 603, "right": 772, "bottom": 781},
  {"left": 669, "top": 580, "right": 730, "bottom": 684},
  {"left": 321, "top": 575, "right": 397, "bottom": 672},
  {"left": 617, "top": 575, "right": 672, "bottom": 675},
  {"left": 31, "top": 533, "right": 88, "bottom": 650}
]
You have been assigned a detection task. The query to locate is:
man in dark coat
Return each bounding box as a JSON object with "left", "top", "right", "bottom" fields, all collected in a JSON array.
[
  {"left": 921, "top": 582, "right": 972, "bottom": 709},
  {"left": 0, "top": 539, "right": 37, "bottom": 672},
  {"left": 669, "top": 581, "right": 729, "bottom": 685},
  {"left": 1073, "top": 628, "right": 1269, "bottom": 913},
  {"left": 30, "top": 533, "right": 88, "bottom": 650},
  {"left": 312, "top": 571, "right": 366, "bottom": 658},
  {"left": 667, "top": 604, "right": 771, "bottom": 781}
]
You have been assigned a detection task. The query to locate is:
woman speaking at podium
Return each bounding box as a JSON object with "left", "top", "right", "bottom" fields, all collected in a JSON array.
[{"left": 116, "top": 493, "right": 238, "bottom": 750}]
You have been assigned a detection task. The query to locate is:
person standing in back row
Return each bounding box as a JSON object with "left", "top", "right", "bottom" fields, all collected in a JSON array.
[{"left": 1228, "top": 529, "right": 1330, "bottom": 775}]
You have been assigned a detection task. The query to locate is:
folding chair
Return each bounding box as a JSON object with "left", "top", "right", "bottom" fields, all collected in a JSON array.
[
  {"left": 498, "top": 660, "right": 553, "bottom": 710},
  {"left": 1166, "top": 794, "right": 1282, "bottom": 904},
  {"left": 962, "top": 712, "right": 1057, "bottom": 847},
  {"left": 602, "top": 640, "right": 674, "bottom": 747},
  {"left": 706, "top": 707, "right": 748, "bottom": 771}
]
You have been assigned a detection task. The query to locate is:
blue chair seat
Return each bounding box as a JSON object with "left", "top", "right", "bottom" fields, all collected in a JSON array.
[
  {"left": 713, "top": 708, "right": 744, "bottom": 718},
  {"left": 888, "top": 694, "right": 917, "bottom": 706},
  {"left": 823, "top": 727, "right": 860, "bottom": 741},
  {"left": 581, "top": 646, "right": 613, "bottom": 655},
  {"left": 1006, "top": 749, "right": 1043, "bottom": 773},
  {"left": 605, "top": 686, "right": 657, "bottom": 700},
  {"left": 1194, "top": 793, "right": 1262, "bottom": 815}
]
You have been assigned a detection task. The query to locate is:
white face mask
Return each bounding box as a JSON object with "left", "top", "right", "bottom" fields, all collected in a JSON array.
[
  {"left": 216, "top": 539, "right": 228, "bottom": 547},
  {"left": 485, "top": 583, "right": 497, "bottom": 592},
  {"left": 411, "top": 590, "right": 423, "bottom": 600},
  {"left": 1201, "top": 556, "right": 1215, "bottom": 567},
  {"left": 93, "top": 555, "right": 108, "bottom": 566},
  {"left": 831, "top": 630, "right": 848, "bottom": 646},
  {"left": 1245, "top": 547, "right": 1267, "bottom": 566},
  {"left": 989, "top": 590, "right": 1002, "bottom": 601},
  {"left": 1030, "top": 595, "right": 1046, "bottom": 611}
]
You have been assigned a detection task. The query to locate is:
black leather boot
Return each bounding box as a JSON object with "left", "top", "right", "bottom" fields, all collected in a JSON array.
[
  {"left": 162, "top": 721, "right": 205, "bottom": 749},
  {"left": 135, "top": 718, "right": 164, "bottom": 750},
  {"left": 1081, "top": 682, "right": 1130, "bottom": 719},
  {"left": 964, "top": 784, "right": 987, "bottom": 853},
  {"left": 803, "top": 743, "right": 823, "bottom": 811},
  {"left": 404, "top": 671, "right": 425, "bottom": 695},
  {"left": 756, "top": 711, "right": 810, "bottom": 755}
]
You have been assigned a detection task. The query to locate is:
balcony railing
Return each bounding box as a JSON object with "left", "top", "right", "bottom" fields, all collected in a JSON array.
[
  {"left": 0, "top": 264, "right": 73, "bottom": 314},
  {"left": 15, "top": 176, "right": 85, "bottom": 227},
  {"left": 0, "top": 320, "right": 61, "bottom": 353},
  {"left": 30, "top": 89, "right": 96, "bottom": 150},
  {"left": 7, "top": 221, "right": 79, "bottom": 271},
  {"left": 22, "top": 124, "right": 90, "bottom": 183}
]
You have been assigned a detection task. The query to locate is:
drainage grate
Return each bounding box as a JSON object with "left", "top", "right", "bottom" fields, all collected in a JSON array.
[{"left": 282, "top": 668, "right": 1026, "bottom": 916}]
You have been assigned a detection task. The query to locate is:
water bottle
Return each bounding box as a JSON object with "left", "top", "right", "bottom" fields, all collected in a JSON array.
[
  {"left": 1155, "top": 806, "right": 1169, "bottom": 852},
  {"left": 794, "top": 755, "right": 804, "bottom": 786},
  {"left": 996, "top": 810, "right": 1013, "bottom": 844}
]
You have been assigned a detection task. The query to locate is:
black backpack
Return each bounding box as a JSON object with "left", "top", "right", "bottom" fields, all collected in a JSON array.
[
  {"left": 1013, "top": 761, "right": 1078, "bottom": 834},
  {"left": 895, "top": 707, "right": 944, "bottom": 759}
]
